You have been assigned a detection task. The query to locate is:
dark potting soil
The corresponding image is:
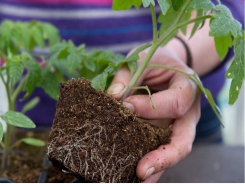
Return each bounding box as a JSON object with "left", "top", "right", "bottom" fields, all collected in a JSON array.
[
  {"left": 47, "top": 78, "right": 172, "bottom": 183},
  {"left": 0, "top": 130, "right": 76, "bottom": 183}
]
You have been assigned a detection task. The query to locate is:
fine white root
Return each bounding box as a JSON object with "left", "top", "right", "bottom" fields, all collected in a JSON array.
[{"left": 47, "top": 120, "right": 139, "bottom": 182}]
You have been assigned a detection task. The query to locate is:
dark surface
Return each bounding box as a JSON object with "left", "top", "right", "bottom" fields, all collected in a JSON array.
[{"left": 158, "top": 144, "right": 244, "bottom": 183}]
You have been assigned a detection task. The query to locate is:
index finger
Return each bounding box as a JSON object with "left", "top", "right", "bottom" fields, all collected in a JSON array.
[{"left": 124, "top": 72, "right": 197, "bottom": 119}]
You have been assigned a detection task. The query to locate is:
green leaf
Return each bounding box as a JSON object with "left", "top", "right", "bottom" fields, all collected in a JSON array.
[
  {"left": 31, "top": 25, "right": 45, "bottom": 48},
  {"left": 112, "top": 0, "right": 142, "bottom": 10},
  {"left": 180, "top": 10, "right": 192, "bottom": 35},
  {"left": 158, "top": 6, "right": 179, "bottom": 44},
  {"left": 120, "top": 43, "right": 152, "bottom": 74},
  {"left": 38, "top": 70, "right": 60, "bottom": 100},
  {"left": 158, "top": 6, "right": 178, "bottom": 35},
  {"left": 84, "top": 58, "right": 96, "bottom": 72},
  {"left": 8, "top": 57, "right": 24, "bottom": 86},
  {"left": 188, "top": 0, "right": 214, "bottom": 11},
  {"left": 0, "top": 123, "right": 3, "bottom": 142},
  {"left": 91, "top": 71, "right": 108, "bottom": 90},
  {"left": 226, "top": 35, "right": 245, "bottom": 105},
  {"left": 20, "top": 22, "right": 31, "bottom": 51},
  {"left": 189, "top": 10, "right": 204, "bottom": 39},
  {"left": 171, "top": 0, "right": 184, "bottom": 11},
  {"left": 190, "top": 73, "right": 224, "bottom": 127},
  {"left": 24, "top": 54, "right": 42, "bottom": 96},
  {"left": 214, "top": 33, "right": 232, "bottom": 61},
  {"left": 210, "top": 5, "right": 242, "bottom": 37},
  {"left": 142, "top": 0, "right": 155, "bottom": 7},
  {"left": 21, "top": 97, "right": 40, "bottom": 113},
  {"left": 157, "top": 0, "right": 170, "bottom": 15},
  {"left": 67, "top": 48, "right": 82, "bottom": 73},
  {"left": 42, "top": 23, "right": 60, "bottom": 46},
  {"left": 57, "top": 47, "right": 69, "bottom": 59},
  {"left": 20, "top": 137, "right": 45, "bottom": 147},
  {"left": 122, "top": 43, "right": 152, "bottom": 63},
  {"left": 0, "top": 111, "right": 36, "bottom": 128}
]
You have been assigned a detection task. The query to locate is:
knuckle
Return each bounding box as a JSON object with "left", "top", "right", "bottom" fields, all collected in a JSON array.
[{"left": 171, "top": 97, "right": 187, "bottom": 118}]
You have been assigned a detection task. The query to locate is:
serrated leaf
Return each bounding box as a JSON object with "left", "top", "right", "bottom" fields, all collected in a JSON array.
[
  {"left": 20, "top": 23, "right": 31, "bottom": 51},
  {"left": 0, "top": 111, "right": 36, "bottom": 128},
  {"left": 210, "top": 5, "right": 242, "bottom": 37},
  {"left": 119, "top": 43, "right": 152, "bottom": 74},
  {"left": 20, "top": 137, "right": 45, "bottom": 147},
  {"left": 180, "top": 10, "right": 192, "bottom": 35},
  {"left": 31, "top": 26, "right": 45, "bottom": 48},
  {"left": 171, "top": 0, "right": 184, "bottom": 11},
  {"left": 49, "top": 41, "right": 67, "bottom": 55},
  {"left": 214, "top": 33, "right": 232, "bottom": 61},
  {"left": 158, "top": 6, "right": 178, "bottom": 35},
  {"left": 24, "top": 55, "right": 42, "bottom": 96},
  {"left": 188, "top": 0, "right": 214, "bottom": 11},
  {"left": 21, "top": 97, "right": 40, "bottom": 113},
  {"left": 91, "top": 71, "right": 108, "bottom": 90},
  {"left": 157, "top": 0, "right": 170, "bottom": 15},
  {"left": 42, "top": 23, "right": 60, "bottom": 46},
  {"left": 8, "top": 58, "right": 24, "bottom": 86},
  {"left": 67, "top": 49, "right": 82, "bottom": 73},
  {"left": 226, "top": 36, "right": 245, "bottom": 105},
  {"left": 57, "top": 47, "right": 69, "bottom": 60},
  {"left": 84, "top": 59, "right": 96, "bottom": 72},
  {"left": 189, "top": 10, "right": 204, "bottom": 39},
  {"left": 112, "top": 0, "right": 142, "bottom": 10},
  {"left": 142, "top": 0, "right": 155, "bottom": 7},
  {"left": 38, "top": 70, "right": 60, "bottom": 100},
  {"left": 122, "top": 43, "right": 152, "bottom": 63},
  {"left": 0, "top": 123, "right": 3, "bottom": 142}
]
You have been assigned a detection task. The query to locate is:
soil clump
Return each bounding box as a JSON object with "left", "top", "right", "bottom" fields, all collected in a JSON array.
[{"left": 47, "top": 78, "right": 172, "bottom": 182}]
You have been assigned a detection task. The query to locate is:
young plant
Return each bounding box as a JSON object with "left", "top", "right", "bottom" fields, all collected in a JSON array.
[
  {"left": 0, "top": 20, "right": 60, "bottom": 168},
  {"left": 45, "top": 0, "right": 244, "bottom": 182},
  {"left": 111, "top": 0, "right": 244, "bottom": 125}
]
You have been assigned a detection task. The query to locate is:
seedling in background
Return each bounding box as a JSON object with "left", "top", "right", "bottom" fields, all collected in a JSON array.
[{"left": 0, "top": 20, "right": 60, "bottom": 168}]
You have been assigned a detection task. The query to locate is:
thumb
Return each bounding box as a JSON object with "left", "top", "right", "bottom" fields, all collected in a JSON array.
[{"left": 107, "top": 65, "right": 131, "bottom": 100}]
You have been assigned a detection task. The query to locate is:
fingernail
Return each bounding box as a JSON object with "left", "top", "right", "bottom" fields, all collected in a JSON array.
[
  {"left": 107, "top": 83, "right": 125, "bottom": 95},
  {"left": 143, "top": 167, "right": 155, "bottom": 180},
  {"left": 123, "top": 102, "right": 134, "bottom": 112}
]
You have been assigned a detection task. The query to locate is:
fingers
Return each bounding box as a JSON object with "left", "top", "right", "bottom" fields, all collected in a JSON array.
[
  {"left": 142, "top": 170, "right": 164, "bottom": 183},
  {"left": 136, "top": 92, "right": 201, "bottom": 181},
  {"left": 107, "top": 65, "right": 131, "bottom": 100},
  {"left": 124, "top": 74, "right": 197, "bottom": 119}
]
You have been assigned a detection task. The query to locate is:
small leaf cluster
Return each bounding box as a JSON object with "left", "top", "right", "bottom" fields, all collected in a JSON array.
[{"left": 48, "top": 40, "right": 150, "bottom": 91}]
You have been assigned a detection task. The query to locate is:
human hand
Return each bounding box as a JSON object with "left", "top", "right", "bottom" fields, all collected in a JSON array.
[{"left": 107, "top": 46, "right": 201, "bottom": 182}]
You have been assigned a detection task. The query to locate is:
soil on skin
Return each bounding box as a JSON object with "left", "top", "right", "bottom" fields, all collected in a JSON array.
[{"left": 47, "top": 78, "right": 172, "bottom": 183}]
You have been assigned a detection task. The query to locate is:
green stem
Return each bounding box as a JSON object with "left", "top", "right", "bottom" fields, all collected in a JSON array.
[
  {"left": 0, "top": 142, "right": 5, "bottom": 149},
  {"left": 176, "top": 15, "right": 211, "bottom": 30},
  {"left": 131, "top": 86, "right": 156, "bottom": 109},
  {"left": 121, "top": 0, "right": 193, "bottom": 100},
  {"left": 1, "top": 123, "right": 10, "bottom": 168},
  {"left": 148, "top": 64, "right": 191, "bottom": 76},
  {"left": 9, "top": 138, "right": 23, "bottom": 150},
  {"left": 11, "top": 74, "right": 29, "bottom": 104},
  {"left": 150, "top": 4, "right": 158, "bottom": 44},
  {"left": 0, "top": 70, "right": 27, "bottom": 168},
  {"left": 148, "top": 64, "right": 224, "bottom": 127}
]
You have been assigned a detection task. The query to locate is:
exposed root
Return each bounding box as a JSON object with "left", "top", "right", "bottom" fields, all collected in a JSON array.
[{"left": 47, "top": 121, "right": 138, "bottom": 182}]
